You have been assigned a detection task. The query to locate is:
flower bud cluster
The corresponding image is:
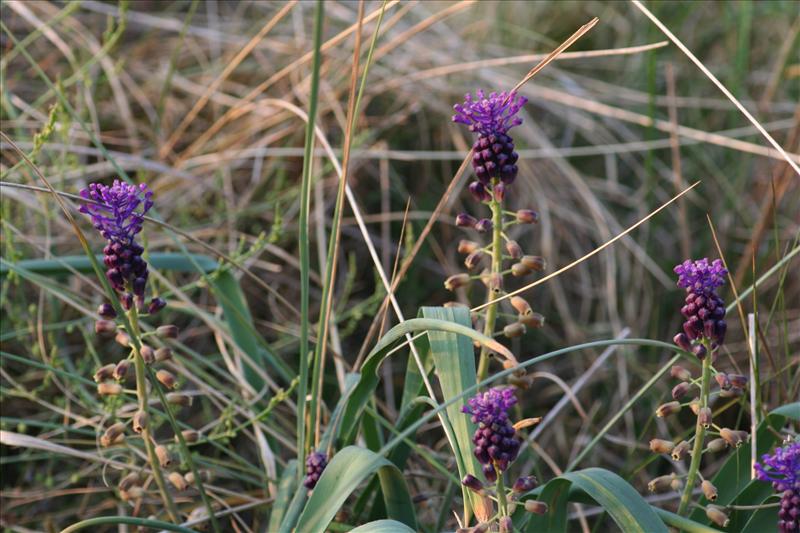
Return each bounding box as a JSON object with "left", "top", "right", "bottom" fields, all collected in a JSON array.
[
  {"left": 304, "top": 451, "right": 328, "bottom": 489},
  {"left": 756, "top": 441, "right": 800, "bottom": 533},
  {"left": 672, "top": 259, "right": 728, "bottom": 358}
]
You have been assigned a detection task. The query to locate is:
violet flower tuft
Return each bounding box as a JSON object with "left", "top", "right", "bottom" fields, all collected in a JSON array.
[
  {"left": 755, "top": 441, "right": 800, "bottom": 533},
  {"left": 463, "top": 387, "right": 521, "bottom": 477},
  {"left": 304, "top": 451, "right": 328, "bottom": 490},
  {"left": 673, "top": 258, "right": 728, "bottom": 355}
]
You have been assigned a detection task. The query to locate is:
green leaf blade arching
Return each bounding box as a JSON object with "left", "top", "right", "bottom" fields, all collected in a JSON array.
[
  {"left": 293, "top": 446, "right": 416, "bottom": 533},
  {"left": 348, "top": 519, "right": 416, "bottom": 533}
]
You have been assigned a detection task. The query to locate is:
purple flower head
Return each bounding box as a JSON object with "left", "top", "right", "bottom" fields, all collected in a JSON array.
[
  {"left": 79, "top": 180, "right": 153, "bottom": 244},
  {"left": 453, "top": 90, "right": 528, "bottom": 136},
  {"left": 463, "top": 387, "right": 517, "bottom": 425},
  {"left": 674, "top": 258, "right": 727, "bottom": 295},
  {"left": 304, "top": 451, "right": 328, "bottom": 490},
  {"left": 756, "top": 441, "right": 800, "bottom": 533},
  {"left": 756, "top": 441, "right": 800, "bottom": 491}
]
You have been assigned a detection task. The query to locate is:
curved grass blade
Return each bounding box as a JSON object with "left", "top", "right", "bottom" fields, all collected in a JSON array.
[
  {"left": 293, "top": 446, "right": 416, "bottom": 533},
  {"left": 522, "top": 478, "right": 571, "bottom": 532},
  {"left": 267, "top": 459, "right": 298, "bottom": 532},
  {"left": 349, "top": 519, "right": 416, "bottom": 533}
]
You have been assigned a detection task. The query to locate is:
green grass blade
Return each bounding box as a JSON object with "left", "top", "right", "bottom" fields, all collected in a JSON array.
[
  {"left": 349, "top": 519, "right": 416, "bottom": 533},
  {"left": 522, "top": 478, "right": 571, "bottom": 532},
  {"left": 268, "top": 459, "right": 299, "bottom": 531},
  {"left": 294, "top": 446, "right": 416, "bottom": 533}
]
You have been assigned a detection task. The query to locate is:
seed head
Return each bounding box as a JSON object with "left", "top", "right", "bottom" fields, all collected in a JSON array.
[{"left": 168, "top": 471, "right": 188, "bottom": 491}]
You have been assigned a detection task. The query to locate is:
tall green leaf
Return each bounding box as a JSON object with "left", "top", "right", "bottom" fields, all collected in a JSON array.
[
  {"left": 349, "top": 520, "right": 416, "bottom": 533},
  {"left": 293, "top": 446, "right": 416, "bottom": 533}
]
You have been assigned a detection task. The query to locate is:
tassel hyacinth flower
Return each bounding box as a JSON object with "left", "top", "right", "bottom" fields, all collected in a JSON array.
[
  {"left": 756, "top": 441, "right": 800, "bottom": 532},
  {"left": 304, "top": 451, "right": 328, "bottom": 490},
  {"left": 673, "top": 258, "right": 728, "bottom": 358},
  {"left": 450, "top": 90, "right": 545, "bottom": 382},
  {"left": 463, "top": 387, "right": 521, "bottom": 480},
  {"left": 80, "top": 180, "right": 155, "bottom": 310}
]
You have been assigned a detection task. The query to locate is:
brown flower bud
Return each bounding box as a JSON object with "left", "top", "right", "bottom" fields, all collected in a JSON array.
[
  {"left": 705, "top": 505, "right": 729, "bottom": 527},
  {"left": 698, "top": 407, "right": 712, "bottom": 429},
  {"left": 464, "top": 250, "right": 484, "bottom": 270},
  {"left": 168, "top": 471, "right": 187, "bottom": 491},
  {"left": 95, "top": 319, "right": 117, "bottom": 335},
  {"left": 720, "top": 428, "right": 747, "bottom": 447},
  {"left": 458, "top": 240, "right": 480, "bottom": 255},
  {"left": 156, "top": 369, "right": 177, "bottom": 389},
  {"left": 513, "top": 418, "right": 542, "bottom": 430},
  {"left": 445, "top": 273, "right": 470, "bottom": 291},
  {"left": 115, "top": 331, "right": 130, "bottom": 347},
  {"left": 672, "top": 382, "right": 691, "bottom": 400},
  {"left": 656, "top": 401, "right": 681, "bottom": 418},
  {"left": 94, "top": 364, "right": 116, "bottom": 383},
  {"left": 132, "top": 410, "right": 149, "bottom": 433},
  {"left": 119, "top": 472, "right": 140, "bottom": 491},
  {"left": 670, "top": 365, "right": 692, "bottom": 381},
  {"left": 510, "top": 296, "right": 532, "bottom": 316},
  {"left": 488, "top": 273, "right": 502, "bottom": 294},
  {"left": 670, "top": 476, "right": 684, "bottom": 491},
  {"left": 648, "top": 474, "right": 675, "bottom": 492},
  {"left": 166, "top": 392, "right": 193, "bottom": 407},
  {"left": 120, "top": 485, "right": 143, "bottom": 501},
  {"left": 524, "top": 500, "right": 548, "bottom": 514},
  {"left": 707, "top": 438, "right": 728, "bottom": 453},
  {"left": 461, "top": 474, "right": 483, "bottom": 494},
  {"left": 520, "top": 255, "right": 546, "bottom": 271},
  {"left": 97, "top": 382, "right": 122, "bottom": 396},
  {"left": 154, "top": 347, "right": 172, "bottom": 362},
  {"left": 516, "top": 209, "right": 539, "bottom": 224},
  {"left": 499, "top": 516, "right": 514, "bottom": 533},
  {"left": 113, "top": 359, "right": 130, "bottom": 380},
  {"left": 671, "top": 440, "right": 690, "bottom": 461},
  {"left": 649, "top": 439, "right": 675, "bottom": 454},
  {"left": 140, "top": 345, "right": 155, "bottom": 364},
  {"left": 157, "top": 325, "right": 179, "bottom": 339},
  {"left": 503, "top": 322, "right": 526, "bottom": 338},
  {"left": 511, "top": 262, "right": 531, "bottom": 277},
  {"left": 701, "top": 480, "right": 718, "bottom": 501},
  {"left": 155, "top": 445, "right": 171, "bottom": 467},
  {"left": 102, "top": 422, "right": 126, "bottom": 447},
  {"left": 177, "top": 429, "right": 199, "bottom": 443},
  {"left": 714, "top": 373, "right": 731, "bottom": 390},
  {"left": 505, "top": 240, "right": 522, "bottom": 259},
  {"left": 519, "top": 312, "right": 545, "bottom": 329}
]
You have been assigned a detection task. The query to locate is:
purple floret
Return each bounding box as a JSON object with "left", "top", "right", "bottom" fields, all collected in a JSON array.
[{"left": 453, "top": 90, "right": 527, "bottom": 136}]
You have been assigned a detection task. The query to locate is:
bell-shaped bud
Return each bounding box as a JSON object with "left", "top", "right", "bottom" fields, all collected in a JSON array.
[
  {"left": 670, "top": 476, "right": 684, "bottom": 491},
  {"left": 519, "top": 312, "right": 545, "bottom": 329},
  {"left": 715, "top": 373, "right": 731, "bottom": 390},
  {"left": 493, "top": 183, "right": 506, "bottom": 202},
  {"left": 95, "top": 320, "right": 117, "bottom": 335},
  {"left": 140, "top": 344, "right": 155, "bottom": 364},
  {"left": 524, "top": 500, "right": 548, "bottom": 515},
  {"left": 692, "top": 343, "right": 707, "bottom": 359},
  {"left": 166, "top": 392, "right": 193, "bottom": 407},
  {"left": 672, "top": 382, "right": 691, "bottom": 400},
  {"left": 689, "top": 397, "right": 701, "bottom": 415},
  {"left": 503, "top": 322, "right": 526, "bottom": 338},
  {"left": 701, "top": 480, "right": 718, "bottom": 501},
  {"left": 706, "top": 438, "right": 728, "bottom": 453},
  {"left": 456, "top": 213, "right": 478, "bottom": 228},
  {"left": 177, "top": 429, "right": 200, "bottom": 443},
  {"left": 115, "top": 331, "right": 130, "bottom": 347},
  {"left": 157, "top": 325, "right": 179, "bottom": 339},
  {"left": 512, "top": 476, "right": 538, "bottom": 493},
  {"left": 97, "top": 303, "right": 117, "bottom": 319},
  {"left": 113, "top": 359, "right": 130, "bottom": 380},
  {"left": 648, "top": 474, "right": 675, "bottom": 492},
  {"left": 94, "top": 364, "right": 116, "bottom": 383},
  {"left": 458, "top": 240, "right": 480, "bottom": 255},
  {"left": 488, "top": 273, "right": 502, "bottom": 294},
  {"left": 505, "top": 240, "right": 522, "bottom": 259},
  {"left": 468, "top": 181, "right": 491, "bottom": 203},
  {"left": 118, "top": 472, "right": 140, "bottom": 491},
  {"left": 649, "top": 439, "right": 675, "bottom": 454},
  {"left": 97, "top": 382, "right": 122, "bottom": 396},
  {"left": 705, "top": 505, "right": 729, "bottom": 527},
  {"left": 102, "top": 423, "right": 126, "bottom": 447},
  {"left": 156, "top": 370, "right": 177, "bottom": 389},
  {"left": 673, "top": 333, "right": 692, "bottom": 352},
  {"left": 445, "top": 273, "right": 470, "bottom": 291},
  {"left": 656, "top": 401, "right": 681, "bottom": 418},
  {"left": 720, "top": 386, "right": 743, "bottom": 398},
  {"left": 155, "top": 347, "right": 173, "bottom": 362},
  {"left": 511, "top": 262, "right": 531, "bottom": 277},
  {"left": 520, "top": 255, "right": 546, "bottom": 271},
  {"left": 147, "top": 297, "right": 167, "bottom": 315},
  {"left": 670, "top": 365, "right": 692, "bottom": 381},
  {"left": 461, "top": 474, "right": 484, "bottom": 494},
  {"left": 482, "top": 463, "right": 497, "bottom": 483},
  {"left": 155, "top": 445, "right": 171, "bottom": 467},
  {"left": 516, "top": 209, "right": 539, "bottom": 224},
  {"left": 132, "top": 410, "right": 149, "bottom": 433},
  {"left": 728, "top": 374, "right": 747, "bottom": 388},
  {"left": 720, "top": 428, "right": 746, "bottom": 447},
  {"left": 168, "top": 471, "right": 188, "bottom": 491},
  {"left": 510, "top": 296, "right": 532, "bottom": 316},
  {"left": 698, "top": 407, "right": 712, "bottom": 429},
  {"left": 475, "top": 218, "right": 493, "bottom": 233},
  {"left": 671, "top": 440, "right": 690, "bottom": 461},
  {"left": 464, "top": 250, "right": 484, "bottom": 270}
]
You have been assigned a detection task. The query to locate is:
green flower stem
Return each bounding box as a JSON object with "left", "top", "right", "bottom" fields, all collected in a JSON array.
[
  {"left": 677, "top": 342, "right": 712, "bottom": 516},
  {"left": 477, "top": 182, "right": 503, "bottom": 382},
  {"left": 496, "top": 468, "right": 508, "bottom": 517},
  {"left": 127, "top": 308, "right": 180, "bottom": 523}
]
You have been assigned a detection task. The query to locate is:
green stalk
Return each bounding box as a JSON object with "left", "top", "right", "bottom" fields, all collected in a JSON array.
[
  {"left": 677, "top": 342, "right": 712, "bottom": 516},
  {"left": 128, "top": 308, "right": 180, "bottom": 523},
  {"left": 496, "top": 468, "right": 508, "bottom": 517},
  {"left": 60, "top": 516, "right": 196, "bottom": 533},
  {"left": 477, "top": 180, "right": 504, "bottom": 382},
  {"left": 296, "top": 0, "right": 325, "bottom": 480}
]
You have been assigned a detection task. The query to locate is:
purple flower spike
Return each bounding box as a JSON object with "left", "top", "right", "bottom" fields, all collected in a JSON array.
[
  {"left": 80, "top": 180, "right": 153, "bottom": 244},
  {"left": 463, "top": 387, "right": 521, "bottom": 478},
  {"left": 673, "top": 258, "right": 728, "bottom": 355},
  {"left": 304, "top": 451, "right": 328, "bottom": 489},
  {"left": 453, "top": 90, "right": 528, "bottom": 136},
  {"left": 80, "top": 180, "right": 153, "bottom": 304},
  {"left": 755, "top": 441, "right": 800, "bottom": 533}
]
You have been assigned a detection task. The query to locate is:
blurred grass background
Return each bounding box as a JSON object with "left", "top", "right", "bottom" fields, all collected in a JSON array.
[{"left": 1, "top": 0, "right": 798, "bottom": 530}]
